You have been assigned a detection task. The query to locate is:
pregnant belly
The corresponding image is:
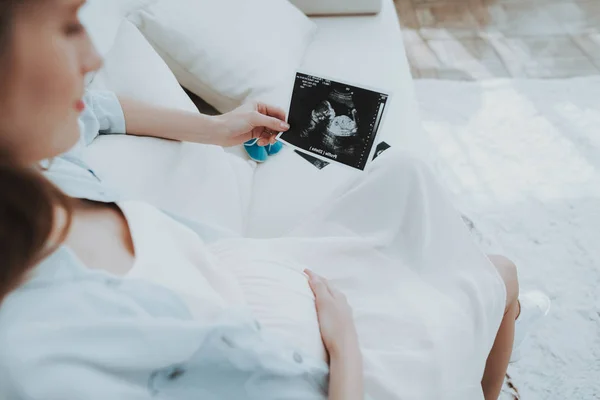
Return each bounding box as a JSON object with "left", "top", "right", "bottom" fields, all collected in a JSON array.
[{"left": 217, "top": 252, "right": 327, "bottom": 363}]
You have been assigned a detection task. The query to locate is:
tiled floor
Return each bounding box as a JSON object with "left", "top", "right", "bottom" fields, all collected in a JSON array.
[{"left": 395, "top": 0, "right": 600, "bottom": 79}]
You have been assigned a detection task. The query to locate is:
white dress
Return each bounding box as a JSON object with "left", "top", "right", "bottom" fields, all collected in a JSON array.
[{"left": 119, "top": 151, "right": 506, "bottom": 400}]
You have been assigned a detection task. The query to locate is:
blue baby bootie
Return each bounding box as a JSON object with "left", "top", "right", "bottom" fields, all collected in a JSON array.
[
  {"left": 265, "top": 141, "right": 283, "bottom": 156},
  {"left": 244, "top": 138, "right": 268, "bottom": 163},
  {"left": 243, "top": 139, "right": 283, "bottom": 162}
]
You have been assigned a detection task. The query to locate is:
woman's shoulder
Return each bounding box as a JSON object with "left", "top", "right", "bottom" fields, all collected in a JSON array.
[
  {"left": 43, "top": 155, "right": 119, "bottom": 202},
  {"left": 41, "top": 89, "right": 125, "bottom": 203}
]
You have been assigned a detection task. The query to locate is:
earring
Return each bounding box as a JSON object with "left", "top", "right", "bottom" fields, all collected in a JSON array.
[{"left": 38, "top": 158, "right": 54, "bottom": 171}]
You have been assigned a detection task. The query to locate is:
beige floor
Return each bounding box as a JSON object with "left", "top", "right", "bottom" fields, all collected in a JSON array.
[{"left": 395, "top": 0, "right": 600, "bottom": 79}]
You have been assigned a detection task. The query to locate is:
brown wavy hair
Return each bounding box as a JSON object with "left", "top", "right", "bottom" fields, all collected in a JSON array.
[{"left": 0, "top": 1, "right": 73, "bottom": 301}]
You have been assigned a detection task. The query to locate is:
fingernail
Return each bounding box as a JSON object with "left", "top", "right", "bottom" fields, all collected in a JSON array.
[{"left": 281, "top": 122, "right": 290, "bottom": 130}]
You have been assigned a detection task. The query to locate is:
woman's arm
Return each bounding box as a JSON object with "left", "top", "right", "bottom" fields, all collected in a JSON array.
[
  {"left": 119, "top": 96, "right": 289, "bottom": 147},
  {"left": 304, "top": 269, "right": 364, "bottom": 400},
  {"left": 328, "top": 345, "right": 364, "bottom": 400},
  {"left": 119, "top": 96, "right": 220, "bottom": 144}
]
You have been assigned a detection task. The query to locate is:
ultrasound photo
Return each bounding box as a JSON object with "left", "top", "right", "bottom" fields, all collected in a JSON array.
[
  {"left": 372, "top": 141, "right": 391, "bottom": 160},
  {"left": 295, "top": 150, "right": 330, "bottom": 169},
  {"left": 296, "top": 141, "right": 392, "bottom": 170},
  {"left": 279, "top": 72, "right": 390, "bottom": 171}
]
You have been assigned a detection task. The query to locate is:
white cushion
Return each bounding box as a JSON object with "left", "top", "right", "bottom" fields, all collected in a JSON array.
[
  {"left": 128, "top": 0, "right": 317, "bottom": 113},
  {"left": 79, "top": 0, "right": 152, "bottom": 57},
  {"left": 85, "top": 21, "right": 254, "bottom": 234},
  {"left": 247, "top": 0, "right": 425, "bottom": 237},
  {"left": 290, "top": 0, "right": 382, "bottom": 15}
]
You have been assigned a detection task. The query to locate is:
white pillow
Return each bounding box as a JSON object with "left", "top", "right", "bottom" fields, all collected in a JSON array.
[
  {"left": 79, "top": 0, "right": 153, "bottom": 57},
  {"left": 85, "top": 21, "right": 255, "bottom": 234},
  {"left": 128, "top": 0, "right": 317, "bottom": 113}
]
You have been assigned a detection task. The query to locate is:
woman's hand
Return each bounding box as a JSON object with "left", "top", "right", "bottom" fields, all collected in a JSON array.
[
  {"left": 215, "top": 102, "right": 290, "bottom": 147},
  {"left": 305, "top": 269, "right": 359, "bottom": 357},
  {"left": 305, "top": 269, "right": 363, "bottom": 400}
]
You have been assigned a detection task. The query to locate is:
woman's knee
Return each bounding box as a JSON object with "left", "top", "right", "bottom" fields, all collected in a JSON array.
[{"left": 488, "top": 254, "right": 519, "bottom": 310}]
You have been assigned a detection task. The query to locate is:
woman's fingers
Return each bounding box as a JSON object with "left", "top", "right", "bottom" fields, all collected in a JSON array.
[
  {"left": 257, "top": 129, "right": 278, "bottom": 146},
  {"left": 305, "top": 269, "right": 330, "bottom": 299},
  {"left": 247, "top": 102, "right": 289, "bottom": 146},
  {"left": 252, "top": 111, "right": 289, "bottom": 133},
  {"left": 257, "top": 102, "right": 287, "bottom": 123},
  {"left": 305, "top": 269, "right": 338, "bottom": 302}
]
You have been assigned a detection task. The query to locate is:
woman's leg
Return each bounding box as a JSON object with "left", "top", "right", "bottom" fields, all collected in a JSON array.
[{"left": 482, "top": 255, "right": 520, "bottom": 400}]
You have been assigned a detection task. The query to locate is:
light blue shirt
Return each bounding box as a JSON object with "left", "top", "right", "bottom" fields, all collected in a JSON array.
[{"left": 0, "top": 91, "right": 329, "bottom": 399}]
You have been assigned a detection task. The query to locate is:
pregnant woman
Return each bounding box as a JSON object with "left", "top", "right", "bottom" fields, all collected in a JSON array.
[{"left": 0, "top": 1, "right": 548, "bottom": 399}]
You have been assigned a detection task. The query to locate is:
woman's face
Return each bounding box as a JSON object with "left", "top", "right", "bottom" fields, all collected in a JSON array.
[{"left": 0, "top": 0, "right": 101, "bottom": 164}]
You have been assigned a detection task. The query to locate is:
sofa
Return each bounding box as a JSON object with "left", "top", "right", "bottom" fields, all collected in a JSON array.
[{"left": 81, "top": 0, "right": 425, "bottom": 239}]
